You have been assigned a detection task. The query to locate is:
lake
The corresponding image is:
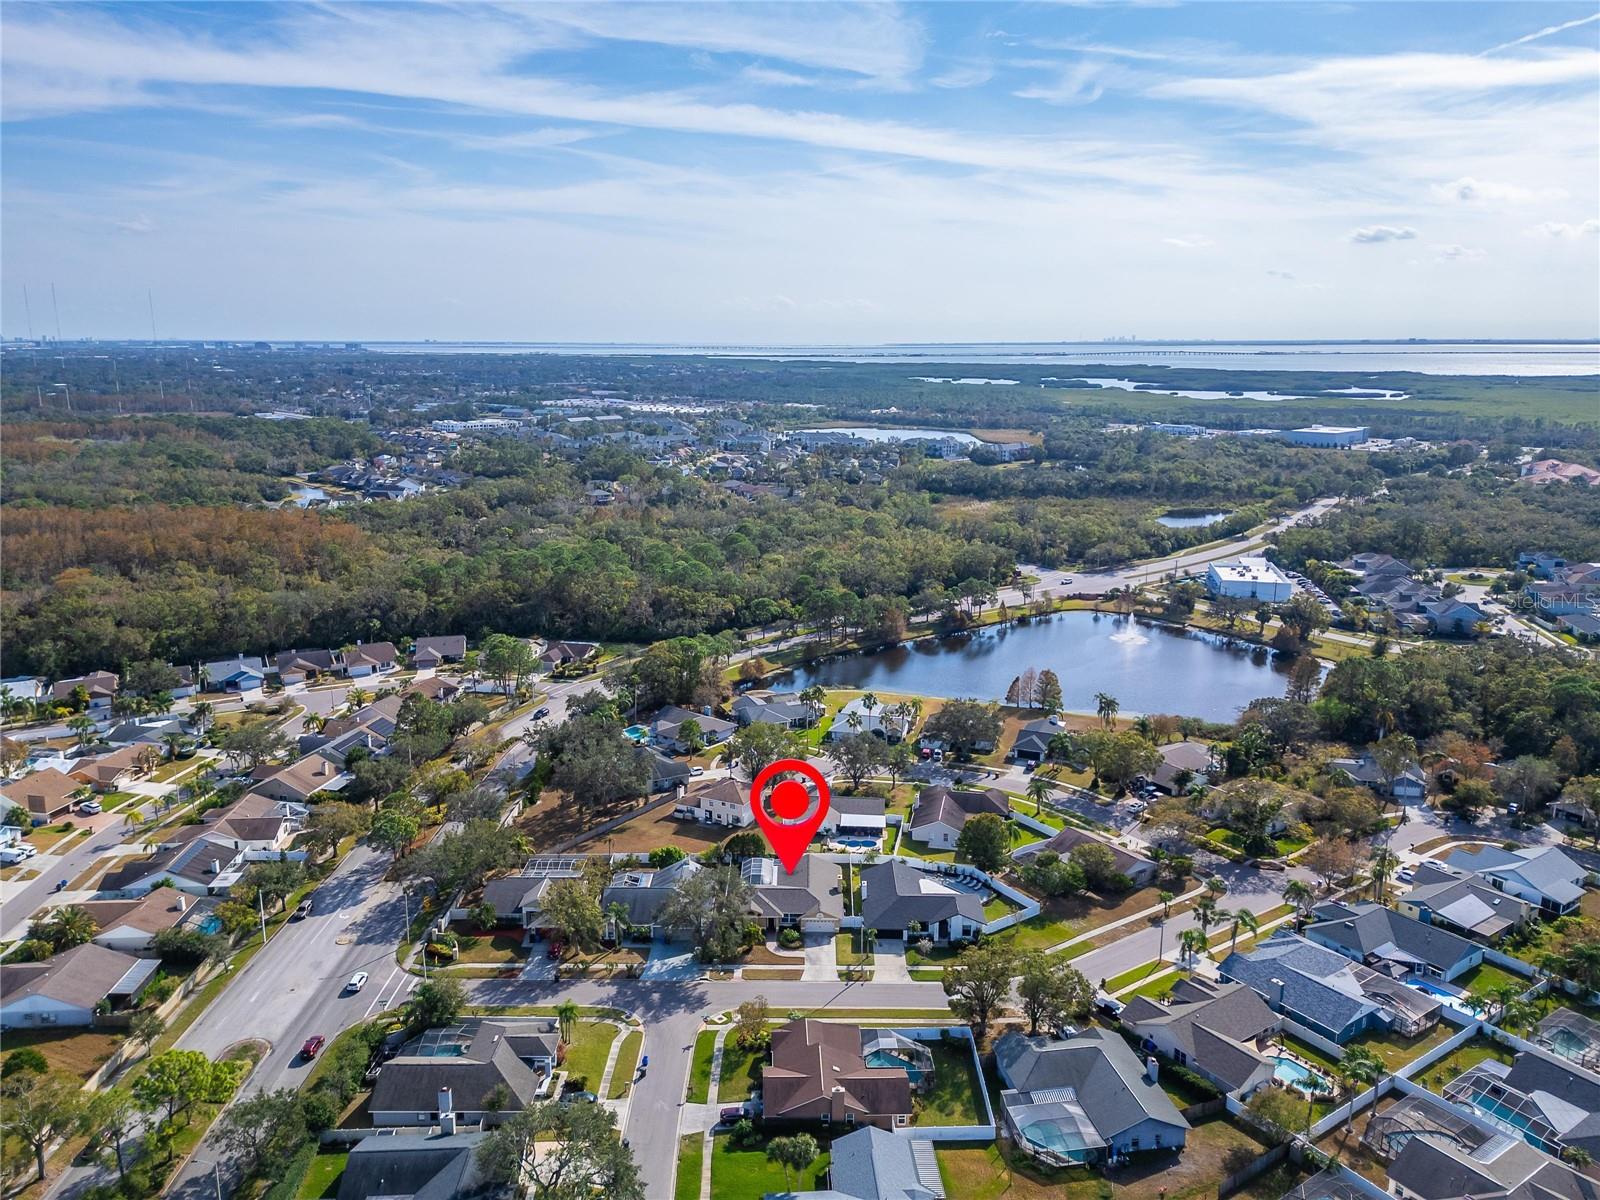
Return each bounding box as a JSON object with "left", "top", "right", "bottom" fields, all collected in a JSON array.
[
  {"left": 770, "top": 611, "right": 1292, "bottom": 722},
  {"left": 1157, "top": 510, "right": 1231, "bottom": 528},
  {"left": 791, "top": 426, "right": 982, "bottom": 445}
]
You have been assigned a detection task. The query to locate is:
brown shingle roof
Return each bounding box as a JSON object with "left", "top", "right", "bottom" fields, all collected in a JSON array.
[
  {"left": 761, "top": 1018, "right": 913, "bottom": 1121},
  {"left": 1, "top": 767, "right": 84, "bottom": 816},
  {"left": 0, "top": 942, "right": 152, "bottom": 1009}
]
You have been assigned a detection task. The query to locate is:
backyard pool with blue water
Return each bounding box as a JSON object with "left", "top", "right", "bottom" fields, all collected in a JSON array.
[{"left": 1270, "top": 1055, "right": 1331, "bottom": 1094}]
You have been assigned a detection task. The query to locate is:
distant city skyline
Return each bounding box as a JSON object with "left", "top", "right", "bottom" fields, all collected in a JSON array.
[{"left": 2, "top": 2, "right": 1597, "bottom": 342}]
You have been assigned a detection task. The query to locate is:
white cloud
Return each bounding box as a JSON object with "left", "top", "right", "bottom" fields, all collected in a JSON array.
[
  {"left": 1435, "top": 243, "right": 1486, "bottom": 260},
  {"left": 1014, "top": 61, "right": 1107, "bottom": 106},
  {"left": 1162, "top": 234, "right": 1214, "bottom": 249},
  {"left": 113, "top": 213, "right": 155, "bottom": 234},
  {"left": 1526, "top": 219, "right": 1600, "bottom": 238},
  {"left": 1482, "top": 11, "right": 1600, "bottom": 56},
  {"left": 1349, "top": 225, "right": 1418, "bottom": 243},
  {"left": 1265, "top": 268, "right": 1295, "bottom": 280}
]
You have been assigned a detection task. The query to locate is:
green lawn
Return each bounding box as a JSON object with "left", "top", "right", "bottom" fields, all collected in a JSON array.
[
  {"left": 709, "top": 1131, "right": 830, "bottom": 1200},
  {"left": 561, "top": 1021, "right": 620, "bottom": 1092},
  {"left": 1416, "top": 1037, "right": 1515, "bottom": 1091},
  {"left": 917, "top": 1039, "right": 987, "bottom": 1126},
  {"left": 687, "top": 1030, "right": 718, "bottom": 1104},
  {"left": 1345, "top": 1021, "right": 1461, "bottom": 1072},
  {"left": 1453, "top": 962, "right": 1532, "bottom": 995},
  {"left": 983, "top": 894, "right": 1021, "bottom": 921},
  {"left": 449, "top": 930, "right": 528, "bottom": 964},
  {"left": 717, "top": 1038, "right": 767, "bottom": 1103},
  {"left": 1103, "top": 960, "right": 1169, "bottom": 993},
  {"left": 994, "top": 912, "right": 1081, "bottom": 953},
  {"left": 675, "top": 1134, "right": 704, "bottom": 1200},
  {"left": 609, "top": 1030, "right": 643, "bottom": 1099},
  {"left": 1129, "top": 971, "right": 1179, "bottom": 1000},
  {"left": 295, "top": 1152, "right": 347, "bottom": 1200},
  {"left": 1279, "top": 1034, "right": 1341, "bottom": 1076}
]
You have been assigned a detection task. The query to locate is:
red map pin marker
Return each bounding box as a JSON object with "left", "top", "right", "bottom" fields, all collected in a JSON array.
[{"left": 750, "top": 758, "right": 830, "bottom": 874}]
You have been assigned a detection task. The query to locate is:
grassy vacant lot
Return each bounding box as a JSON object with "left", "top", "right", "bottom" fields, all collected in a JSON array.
[
  {"left": 1, "top": 1027, "right": 124, "bottom": 1076},
  {"left": 997, "top": 886, "right": 1164, "bottom": 954},
  {"left": 708, "top": 1129, "right": 830, "bottom": 1200},
  {"left": 917, "top": 1039, "right": 987, "bottom": 1126},
  {"left": 573, "top": 805, "right": 727, "bottom": 855},
  {"left": 295, "top": 1151, "right": 348, "bottom": 1200}
]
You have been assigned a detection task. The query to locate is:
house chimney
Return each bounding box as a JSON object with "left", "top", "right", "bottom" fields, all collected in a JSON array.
[
  {"left": 1270, "top": 977, "right": 1286, "bottom": 1008},
  {"left": 176, "top": 896, "right": 187, "bottom": 912},
  {"left": 830, "top": 1085, "right": 847, "bottom": 1123},
  {"left": 211, "top": 858, "right": 221, "bottom": 875},
  {"left": 438, "top": 1087, "right": 455, "bottom": 1135},
  {"left": 1146, "top": 1057, "right": 1159, "bottom": 1084}
]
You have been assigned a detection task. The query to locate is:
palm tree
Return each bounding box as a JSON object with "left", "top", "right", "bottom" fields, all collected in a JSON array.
[
  {"left": 1194, "top": 898, "right": 1219, "bottom": 936},
  {"left": 160, "top": 732, "right": 187, "bottom": 761},
  {"left": 1282, "top": 879, "right": 1316, "bottom": 929},
  {"left": 605, "top": 901, "right": 632, "bottom": 945},
  {"left": 1158, "top": 890, "right": 1175, "bottom": 920},
  {"left": 554, "top": 1000, "right": 580, "bottom": 1044},
  {"left": 67, "top": 713, "right": 97, "bottom": 748},
  {"left": 1178, "top": 928, "right": 1209, "bottom": 967},
  {"left": 1369, "top": 848, "right": 1398, "bottom": 904},
  {"left": 799, "top": 685, "right": 827, "bottom": 714},
  {"left": 1228, "top": 907, "right": 1259, "bottom": 953},
  {"left": 1095, "top": 692, "right": 1120, "bottom": 729},
  {"left": 1205, "top": 877, "right": 1229, "bottom": 901},
  {"left": 1026, "top": 776, "right": 1052, "bottom": 817},
  {"left": 187, "top": 701, "right": 215, "bottom": 736},
  {"left": 861, "top": 692, "right": 879, "bottom": 716},
  {"left": 1499, "top": 997, "right": 1539, "bottom": 1034},
  {"left": 1565, "top": 1147, "right": 1594, "bottom": 1169},
  {"left": 1336, "top": 1046, "right": 1384, "bottom": 1128}
]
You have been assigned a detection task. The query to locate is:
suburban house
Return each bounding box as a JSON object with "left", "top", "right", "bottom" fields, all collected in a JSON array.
[
  {"left": 411, "top": 635, "right": 467, "bottom": 669},
  {"left": 649, "top": 705, "right": 736, "bottom": 753},
  {"left": 1205, "top": 557, "right": 1292, "bottom": 601},
  {"left": 636, "top": 746, "right": 692, "bottom": 793},
  {"left": 51, "top": 671, "right": 120, "bottom": 711},
  {"left": 317, "top": 694, "right": 404, "bottom": 743},
  {"left": 1304, "top": 901, "right": 1484, "bottom": 982},
  {"left": 742, "top": 855, "right": 844, "bottom": 934},
  {"left": 1398, "top": 865, "right": 1534, "bottom": 943},
  {"left": 761, "top": 1019, "right": 917, "bottom": 1130},
  {"left": 250, "top": 753, "right": 351, "bottom": 803},
  {"left": 1343, "top": 557, "right": 1488, "bottom": 637},
  {"left": 402, "top": 675, "right": 461, "bottom": 704},
  {"left": 777, "top": 1125, "right": 946, "bottom": 1200},
  {"left": 1013, "top": 826, "right": 1159, "bottom": 888},
  {"left": 539, "top": 640, "right": 599, "bottom": 669},
  {"left": 71, "top": 745, "right": 155, "bottom": 792},
  {"left": 1152, "top": 741, "right": 1217, "bottom": 795},
  {"left": 1327, "top": 753, "right": 1428, "bottom": 801},
  {"left": 98, "top": 832, "right": 248, "bottom": 897},
  {"left": 1519, "top": 551, "right": 1570, "bottom": 577},
  {"left": 818, "top": 794, "right": 889, "bottom": 841},
  {"left": 335, "top": 1130, "right": 491, "bottom": 1200},
  {"left": 600, "top": 857, "right": 705, "bottom": 933},
  {"left": 1, "top": 768, "right": 87, "bottom": 823},
  {"left": 343, "top": 641, "right": 399, "bottom": 677},
  {"left": 202, "top": 656, "right": 269, "bottom": 692},
  {"left": 1120, "top": 977, "right": 1280, "bottom": 1097},
  {"left": 1, "top": 676, "right": 48, "bottom": 705},
  {"left": 202, "top": 792, "right": 306, "bottom": 852},
  {"left": 79, "top": 892, "right": 219, "bottom": 954},
  {"left": 480, "top": 858, "right": 587, "bottom": 929},
  {"left": 860, "top": 861, "right": 986, "bottom": 944},
  {"left": 994, "top": 1026, "right": 1190, "bottom": 1166},
  {"left": 1010, "top": 717, "right": 1061, "bottom": 765},
  {"left": 1219, "top": 932, "right": 1442, "bottom": 1044},
  {"left": 1440, "top": 1050, "right": 1600, "bottom": 1161},
  {"left": 674, "top": 777, "right": 752, "bottom": 827},
  {"left": 1439, "top": 844, "right": 1591, "bottom": 917},
  {"left": 827, "top": 698, "right": 909, "bottom": 743},
  {"left": 105, "top": 717, "right": 189, "bottom": 749},
  {"left": 907, "top": 785, "right": 1010, "bottom": 850},
  {"left": 275, "top": 648, "right": 343, "bottom": 685},
  {"left": 729, "top": 691, "right": 818, "bottom": 730},
  {"left": 0, "top": 942, "right": 161, "bottom": 1028},
  {"left": 369, "top": 1019, "right": 561, "bottom": 1127},
  {"left": 1380, "top": 1091, "right": 1587, "bottom": 1200}
]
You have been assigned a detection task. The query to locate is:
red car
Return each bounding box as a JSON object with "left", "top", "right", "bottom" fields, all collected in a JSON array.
[{"left": 301, "top": 1035, "right": 326, "bottom": 1060}]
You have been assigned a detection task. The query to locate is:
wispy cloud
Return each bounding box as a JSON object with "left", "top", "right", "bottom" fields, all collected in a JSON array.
[
  {"left": 1349, "top": 225, "right": 1418, "bottom": 243},
  {"left": 1162, "top": 234, "right": 1214, "bottom": 249},
  {"left": 1481, "top": 11, "right": 1600, "bottom": 56},
  {"left": 1526, "top": 218, "right": 1600, "bottom": 238}
]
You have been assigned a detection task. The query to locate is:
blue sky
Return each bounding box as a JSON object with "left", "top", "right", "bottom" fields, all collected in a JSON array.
[{"left": 2, "top": 2, "right": 1597, "bottom": 342}]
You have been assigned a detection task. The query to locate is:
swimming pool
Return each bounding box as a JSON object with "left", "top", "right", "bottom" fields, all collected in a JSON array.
[
  {"left": 1403, "top": 979, "right": 1485, "bottom": 1018},
  {"left": 1462, "top": 1089, "right": 1560, "bottom": 1155},
  {"left": 1541, "top": 1027, "right": 1592, "bottom": 1061},
  {"left": 834, "top": 836, "right": 880, "bottom": 849},
  {"left": 1270, "top": 1055, "right": 1330, "bottom": 1094},
  {"left": 624, "top": 724, "right": 649, "bottom": 742}
]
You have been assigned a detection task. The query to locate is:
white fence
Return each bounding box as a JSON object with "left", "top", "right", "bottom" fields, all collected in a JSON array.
[
  {"left": 1280, "top": 1017, "right": 1348, "bottom": 1064},
  {"left": 1484, "top": 947, "right": 1538, "bottom": 977}
]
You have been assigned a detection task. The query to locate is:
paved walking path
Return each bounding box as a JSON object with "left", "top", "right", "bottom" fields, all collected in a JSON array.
[
  {"left": 698, "top": 1028, "right": 730, "bottom": 1200},
  {"left": 595, "top": 1019, "right": 631, "bottom": 1100}
]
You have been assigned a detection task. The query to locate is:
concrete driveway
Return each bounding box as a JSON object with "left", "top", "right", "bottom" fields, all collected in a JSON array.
[
  {"left": 801, "top": 932, "right": 837, "bottom": 981},
  {"left": 872, "top": 938, "right": 912, "bottom": 983}
]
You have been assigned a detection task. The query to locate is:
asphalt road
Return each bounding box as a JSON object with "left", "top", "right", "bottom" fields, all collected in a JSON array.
[{"left": 1, "top": 817, "right": 139, "bottom": 941}]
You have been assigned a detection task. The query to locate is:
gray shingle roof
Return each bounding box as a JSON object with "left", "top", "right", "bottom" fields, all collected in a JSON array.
[
  {"left": 1122, "top": 978, "right": 1277, "bottom": 1091},
  {"left": 1306, "top": 902, "right": 1480, "bottom": 974},
  {"left": 807, "top": 1126, "right": 944, "bottom": 1200},
  {"left": 1218, "top": 934, "right": 1382, "bottom": 1036},
  {"left": 1443, "top": 844, "right": 1589, "bottom": 906},
  {"left": 336, "top": 1131, "right": 489, "bottom": 1200},
  {"left": 994, "top": 1026, "right": 1188, "bottom": 1144},
  {"left": 859, "top": 861, "right": 985, "bottom": 931}
]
